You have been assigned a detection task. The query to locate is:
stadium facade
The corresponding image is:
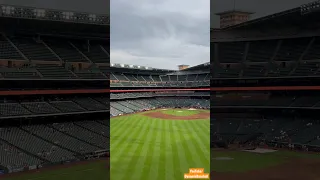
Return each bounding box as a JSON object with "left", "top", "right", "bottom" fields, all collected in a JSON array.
[
  {"left": 110, "top": 62, "right": 210, "bottom": 116},
  {"left": 211, "top": 2, "right": 320, "bottom": 151},
  {"left": 0, "top": 5, "right": 109, "bottom": 175}
]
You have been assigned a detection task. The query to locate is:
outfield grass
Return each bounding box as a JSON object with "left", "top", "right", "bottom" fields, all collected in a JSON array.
[
  {"left": 211, "top": 150, "right": 284, "bottom": 172},
  {"left": 211, "top": 149, "right": 320, "bottom": 173},
  {"left": 111, "top": 109, "right": 210, "bottom": 180},
  {"left": 3, "top": 160, "right": 108, "bottom": 180}
]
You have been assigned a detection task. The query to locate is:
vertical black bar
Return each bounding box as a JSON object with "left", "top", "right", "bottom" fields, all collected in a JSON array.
[
  {"left": 0, "top": 1, "right": 110, "bottom": 180},
  {"left": 106, "top": 2, "right": 111, "bottom": 180},
  {"left": 210, "top": 1, "right": 320, "bottom": 180}
]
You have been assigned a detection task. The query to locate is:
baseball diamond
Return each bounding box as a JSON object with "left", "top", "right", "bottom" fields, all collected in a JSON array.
[
  {"left": 111, "top": 109, "right": 210, "bottom": 180},
  {"left": 110, "top": 54, "right": 210, "bottom": 179}
]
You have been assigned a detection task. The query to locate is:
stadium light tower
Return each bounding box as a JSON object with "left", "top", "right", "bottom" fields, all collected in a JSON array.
[{"left": 301, "top": 0, "right": 320, "bottom": 15}]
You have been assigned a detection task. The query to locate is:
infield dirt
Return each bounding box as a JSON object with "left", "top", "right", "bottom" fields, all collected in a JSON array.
[{"left": 143, "top": 111, "right": 209, "bottom": 120}]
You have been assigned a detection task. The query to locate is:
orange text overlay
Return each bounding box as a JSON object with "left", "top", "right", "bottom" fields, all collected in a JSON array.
[{"left": 184, "top": 168, "right": 210, "bottom": 179}]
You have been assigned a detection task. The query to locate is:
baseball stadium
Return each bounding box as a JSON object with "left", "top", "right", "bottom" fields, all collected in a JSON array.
[
  {"left": 212, "top": 1, "right": 320, "bottom": 180},
  {"left": 110, "top": 63, "right": 210, "bottom": 180},
  {"left": 0, "top": 5, "right": 109, "bottom": 180}
]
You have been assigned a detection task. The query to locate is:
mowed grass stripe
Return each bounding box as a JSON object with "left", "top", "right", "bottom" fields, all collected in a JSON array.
[
  {"left": 179, "top": 121, "right": 207, "bottom": 168},
  {"left": 184, "top": 120, "right": 210, "bottom": 168},
  {"left": 191, "top": 120, "right": 210, "bottom": 155},
  {"left": 175, "top": 121, "right": 197, "bottom": 167},
  {"left": 111, "top": 116, "right": 149, "bottom": 161},
  {"left": 111, "top": 117, "right": 147, "bottom": 154},
  {"left": 146, "top": 119, "right": 163, "bottom": 180},
  {"left": 111, "top": 119, "right": 145, "bottom": 179},
  {"left": 130, "top": 119, "right": 159, "bottom": 180},
  {"left": 172, "top": 121, "right": 192, "bottom": 175},
  {"left": 168, "top": 121, "right": 182, "bottom": 180},
  {"left": 110, "top": 116, "right": 133, "bottom": 140},
  {"left": 158, "top": 120, "right": 167, "bottom": 180},
  {"left": 110, "top": 116, "right": 149, "bottom": 179},
  {"left": 196, "top": 120, "right": 210, "bottom": 135},
  {"left": 110, "top": 119, "right": 128, "bottom": 136},
  {"left": 165, "top": 121, "right": 175, "bottom": 180},
  {"left": 121, "top": 117, "right": 158, "bottom": 180},
  {"left": 111, "top": 116, "right": 145, "bottom": 150},
  {"left": 110, "top": 116, "right": 129, "bottom": 130},
  {"left": 136, "top": 119, "right": 160, "bottom": 180},
  {"left": 111, "top": 110, "right": 210, "bottom": 180}
]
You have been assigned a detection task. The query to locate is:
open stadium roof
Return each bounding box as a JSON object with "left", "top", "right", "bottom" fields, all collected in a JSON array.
[
  {"left": 110, "top": 63, "right": 174, "bottom": 72},
  {"left": 110, "top": 62, "right": 210, "bottom": 72}
]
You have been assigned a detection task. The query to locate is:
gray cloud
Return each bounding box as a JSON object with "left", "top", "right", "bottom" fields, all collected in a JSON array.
[
  {"left": 211, "top": 0, "right": 316, "bottom": 28},
  {"left": 111, "top": 0, "right": 210, "bottom": 70}
]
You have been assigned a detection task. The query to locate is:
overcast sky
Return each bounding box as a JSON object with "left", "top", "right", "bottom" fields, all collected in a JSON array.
[
  {"left": 110, "top": 0, "right": 210, "bottom": 70},
  {"left": 211, "top": 0, "right": 316, "bottom": 28}
]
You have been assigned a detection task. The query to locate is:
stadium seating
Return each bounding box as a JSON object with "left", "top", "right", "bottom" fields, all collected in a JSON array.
[
  {"left": 212, "top": 116, "right": 320, "bottom": 149},
  {"left": 0, "top": 98, "right": 109, "bottom": 171},
  {"left": 0, "top": 34, "right": 109, "bottom": 79},
  {"left": 211, "top": 94, "right": 320, "bottom": 108},
  {"left": 0, "top": 120, "right": 109, "bottom": 171},
  {"left": 0, "top": 97, "right": 108, "bottom": 118},
  {"left": 110, "top": 98, "right": 209, "bottom": 117},
  {"left": 0, "top": 5, "right": 110, "bottom": 176},
  {"left": 110, "top": 73, "right": 210, "bottom": 87},
  {"left": 213, "top": 37, "right": 320, "bottom": 78}
]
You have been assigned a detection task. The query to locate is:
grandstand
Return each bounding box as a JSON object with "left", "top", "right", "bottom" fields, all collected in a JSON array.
[
  {"left": 211, "top": 1, "right": 320, "bottom": 149},
  {"left": 211, "top": 1, "right": 320, "bottom": 179},
  {"left": 212, "top": 3, "right": 320, "bottom": 79},
  {"left": 0, "top": 4, "right": 109, "bottom": 178},
  {"left": 110, "top": 62, "right": 210, "bottom": 116},
  {"left": 110, "top": 62, "right": 210, "bottom": 87}
]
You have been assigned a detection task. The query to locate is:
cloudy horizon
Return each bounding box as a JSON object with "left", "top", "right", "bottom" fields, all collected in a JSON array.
[{"left": 111, "top": 0, "right": 210, "bottom": 70}]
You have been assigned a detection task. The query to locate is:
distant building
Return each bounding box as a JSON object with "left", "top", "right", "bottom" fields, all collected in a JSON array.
[
  {"left": 215, "top": 10, "right": 254, "bottom": 28},
  {"left": 178, "top": 65, "right": 189, "bottom": 70}
]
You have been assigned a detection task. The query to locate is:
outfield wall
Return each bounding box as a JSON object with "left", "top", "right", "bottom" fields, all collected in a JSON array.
[{"left": 110, "top": 88, "right": 209, "bottom": 92}]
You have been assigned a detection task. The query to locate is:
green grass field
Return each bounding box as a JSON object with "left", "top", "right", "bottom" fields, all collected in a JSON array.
[
  {"left": 211, "top": 149, "right": 320, "bottom": 172},
  {"left": 3, "top": 160, "right": 108, "bottom": 180},
  {"left": 111, "top": 109, "right": 210, "bottom": 180},
  {"left": 3, "top": 109, "right": 209, "bottom": 180}
]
